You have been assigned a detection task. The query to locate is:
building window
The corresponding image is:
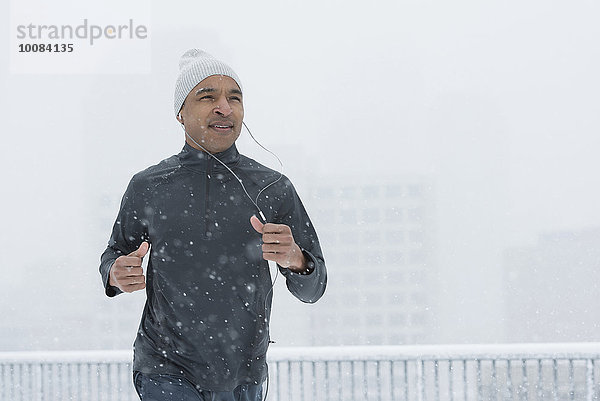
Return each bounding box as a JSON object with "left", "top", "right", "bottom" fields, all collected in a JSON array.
[
  {"left": 362, "top": 292, "right": 383, "bottom": 306},
  {"left": 408, "top": 230, "right": 424, "bottom": 244},
  {"left": 340, "top": 186, "right": 356, "bottom": 199},
  {"left": 387, "top": 272, "right": 405, "bottom": 284},
  {"left": 386, "top": 250, "right": 405, "bottom": 265},
  {"left": 387, "top": 230, "right": 404, "bottom": 244},
  {"left": 406, "top": 207, "right": 423, "bottom": 223},
  {"left": 408, "top": 250, "right": 426, "bottom": 264},
  {"left": 409, "top": 312, "right": 427, "bottom": 326},
  {"left": 363, "top": 208, "right": 380, "bottom": 223},
  {"left": 408, "top": 184, "right": 422, "bottom": 198},
  {"left": 339, "top": 231, "right": 359, "bottom": 245},
  {"left": 408, "top": 270, "right": 425, "bottom": 285},
  {"left": 340, "top": 209, "right": 357, "bottom": 224},
  {"left": 409, "top": 291, "right": 427, "bottom": 304},
  {"left": 389, "top": 312, "right": 407, "bottom": 324},
  {"left": 364, "top": 253, "right": 382, "bottom": 265},
  {"left": 340, "top": 251, "right": 359, "bottom": 265},
  {"left": 315, "top": 209, "right": 335, "bottom": 224},
  {"left": 343, "top": 314, "right": 359, "bottom": 326},
  {"left": 385, "top": 208, "right": 404, "bottom": 223},
  {"left": 385, "top": 184, "right": 404, "bottom": 197},
  {"left": 363, "top": 230, "right": 381, "bottom": 243},
  {"left": 362, "top": 185, "right": 380, "bottom": 198},
  {"left": 315, "top": 187, "right": 334, "bottom": 198},
  {"left": 367, "top": 314, "right": 383, "bottom": 325}
]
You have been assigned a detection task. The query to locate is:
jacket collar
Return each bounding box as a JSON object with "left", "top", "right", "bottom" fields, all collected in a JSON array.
[{"left": 177, "top": 141, "right": 240, "bottom": 172}]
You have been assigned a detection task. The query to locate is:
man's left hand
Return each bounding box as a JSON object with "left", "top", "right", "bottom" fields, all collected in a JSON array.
[{"left": 250, "top": 215, "right": 308, "bottom": 273}]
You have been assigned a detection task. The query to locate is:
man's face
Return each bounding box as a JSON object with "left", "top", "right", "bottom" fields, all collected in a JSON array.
[{"left": 178, "top": 75, "right": 244, "bottom": 154}]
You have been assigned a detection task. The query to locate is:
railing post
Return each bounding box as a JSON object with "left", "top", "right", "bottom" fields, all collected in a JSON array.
[
  {"left": 389, "top": 360, "right": 395, "bottom": 401},
  {"left": 537, "top": 359, "right": 543, "bottom": 400},
  {"left": 476, "top": 359, "right": 482, "bottom": 401},
  {"left": 300, "top": 361, "right": 305, "bottom": 401},
  {"left": 276, "top": 360, "right": 282, "bottom": 401},
  {"left": 586, "top": 359, "right": 594, "bottom": 401},
  {"left": 491, "top": 359, "right": 497, "bottom": 401},
  {"left": 507, "top": 359, "right": 513, "bottom": 401},
  {"left": 569, "top": 359, "right": 575, "bottom": 401},
  {"left": 312, "top": 361, "right": 317, "bottom": 401},
  {"left": 433, "top": 360, "right": 439, "bottom": 401},
  {"left": 376, "top": 361, "right": 382, "bottom": 401},
  {"left": 58, "top": 362, "right": 63, "bottom": 401},
  {"left": 287, "top": 361, "right": 292, "bottom": 401},
  {"left": 448, "top": 360, "right": 454, "bottom": 401},
  {"left": 552, "top": 359, "right": 558, "bottom": 401},
  {"left": 337, "top": 361, "right": 342, "bottom": 401},
  {"left": 363, "top": 360, "right": 368, "bottom": 401},
  {"left": 350, "top": 361, "right": 355, "bottom": 401},
  {"left": 521, "top": 359, "right": 528, "bottom": 401},
  {"left": 416, "top": 359, "right": 424, "bottom": 401},
  {"left": 462, "top": 360, "right": 467, "bottom": 401},
  {"left": 324, "top": 360, "right": 329, "bottom": 401},
  {"left": 403, "top": 360, "right": 409, "bottom": 401},
  {"left": 40, "top": 363, "right": 45, "bottom": 401}
]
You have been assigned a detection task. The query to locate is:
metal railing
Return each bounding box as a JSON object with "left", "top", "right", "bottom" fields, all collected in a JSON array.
[
  {"left": 0, "top": 350, "right": 136, "bottom": 401},
  {"left": 1, "top": 343, "right": 599, "bottom": 401}
]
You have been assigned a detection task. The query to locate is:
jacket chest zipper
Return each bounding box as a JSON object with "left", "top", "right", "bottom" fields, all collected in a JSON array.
[{"left": 204, "top": 160, "right": 212, "bottom": 239}]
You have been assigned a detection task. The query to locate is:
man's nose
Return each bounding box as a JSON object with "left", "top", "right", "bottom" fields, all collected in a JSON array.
[{"left": 213, "top": 96, "right": 232, "bottom": 116}]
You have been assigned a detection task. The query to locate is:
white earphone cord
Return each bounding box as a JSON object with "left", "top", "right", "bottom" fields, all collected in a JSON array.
[
  {"left": 179, "top": 122, "right": 283, "bottom": 222},
  {"left": 242, "top": 121, "right": 284, "bottom": 206}
]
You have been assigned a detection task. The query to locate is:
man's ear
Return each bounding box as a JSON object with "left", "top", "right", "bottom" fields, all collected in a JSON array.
[{"left": 176, "top": 103, "right": 185, "bottom": 124}]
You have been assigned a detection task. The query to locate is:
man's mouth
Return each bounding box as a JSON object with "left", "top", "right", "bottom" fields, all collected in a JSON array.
[{"left": 209, "top": 122, "right": 234, "bottom": 133}]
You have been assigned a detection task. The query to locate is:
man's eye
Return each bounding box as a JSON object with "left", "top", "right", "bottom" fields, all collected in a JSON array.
[
  {"left": 199, "top": 96, "right": 213, "bottom": 100},
  {"left": 230, "top": 97, "right": 241, "bottom": 102}
]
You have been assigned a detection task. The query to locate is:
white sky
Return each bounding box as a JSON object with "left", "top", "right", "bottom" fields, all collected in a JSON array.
[{"left": 1, "top": 0, "right": 599, "bottom": 348}]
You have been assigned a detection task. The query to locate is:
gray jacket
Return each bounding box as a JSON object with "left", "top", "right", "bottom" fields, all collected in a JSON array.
[{"left": 99, "top": 142, "right": 327, "bottom": 391}]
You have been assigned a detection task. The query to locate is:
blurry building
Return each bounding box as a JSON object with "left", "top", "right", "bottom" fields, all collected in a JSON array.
[
  {"left": 504, "top": 227, "right": 600, "bottom": 342},
  {"left": 300, "top": 175, "right": 438, "bottom": 345}
]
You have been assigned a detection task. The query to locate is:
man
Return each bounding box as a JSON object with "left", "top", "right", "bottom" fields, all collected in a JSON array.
[{"left": 99, "top": 49, "right": 327, "bottom": 401}]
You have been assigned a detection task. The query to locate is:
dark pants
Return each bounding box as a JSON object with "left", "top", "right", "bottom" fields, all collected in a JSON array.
[{"left": 133, "top": 371, "right": 263, "bottom": 401}]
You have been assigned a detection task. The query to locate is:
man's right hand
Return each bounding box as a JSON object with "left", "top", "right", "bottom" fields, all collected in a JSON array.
[{"left": 109, "top": 242, "right": 149, "bottom": 293}]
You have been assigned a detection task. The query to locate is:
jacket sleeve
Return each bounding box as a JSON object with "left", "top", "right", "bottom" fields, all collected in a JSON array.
[
  {"left": 274, "top": 179, "right": 327, "bottom": 304},
  {"left": 99, "top": 176, "right": 149, "bottom": 297}
]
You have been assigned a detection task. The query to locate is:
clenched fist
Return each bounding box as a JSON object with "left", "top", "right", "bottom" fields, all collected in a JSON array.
[
  {"left": 109, "top": 242, "right": 149, "bottom": 293},
  {"left": 250, "top": 215, "right": 310, "bottom": 273}
]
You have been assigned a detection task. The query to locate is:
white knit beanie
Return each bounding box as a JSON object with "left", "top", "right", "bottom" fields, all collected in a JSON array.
[{"left": 174, "top": 49, "right": 242, "bottom": 116}]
